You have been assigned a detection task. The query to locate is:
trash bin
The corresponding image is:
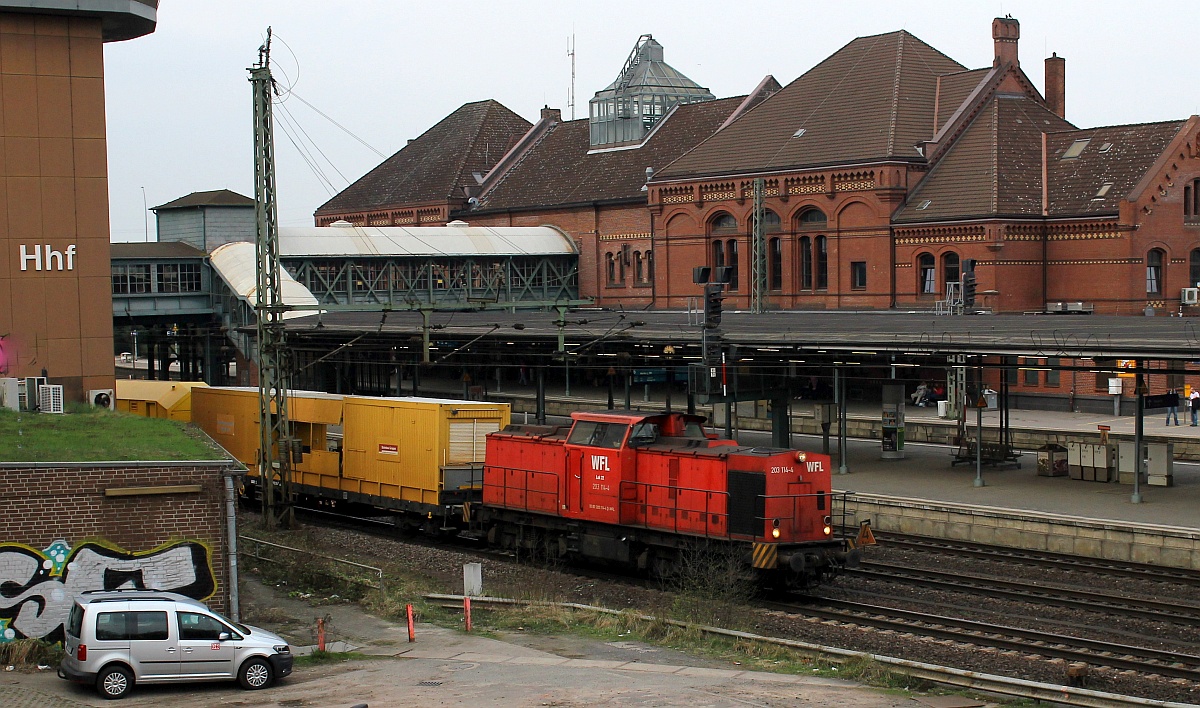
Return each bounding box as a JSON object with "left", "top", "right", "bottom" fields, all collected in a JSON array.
[
  {"left": 936, "top": 400, "right": 949, "bottom": 418},
  {"left": 1037, "top": 444, "right": 1068, "bottom": 477}
]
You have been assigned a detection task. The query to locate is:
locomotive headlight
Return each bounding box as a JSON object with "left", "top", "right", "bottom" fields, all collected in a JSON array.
[
  {"left": 822, "top": 515, "right": 832, "bottom": 536},
  {"left": 795, "top": 452, "right": 807, "bottom": 463},
  {"left": 771, "top": 519, "right": 781, "bottom": 538}
]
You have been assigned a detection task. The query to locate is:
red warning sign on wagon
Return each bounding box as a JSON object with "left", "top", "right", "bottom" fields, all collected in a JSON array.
[{"left": 378, "top": 443, "right": 398, "bottom": 455}]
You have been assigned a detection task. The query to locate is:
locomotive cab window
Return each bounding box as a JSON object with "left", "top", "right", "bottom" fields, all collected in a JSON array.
[
  {"left": 567, "top": 421, "right": 628, "bottom": 449},
  {"left": 628, "top": 422, "right": 659, "bottom": 446}
]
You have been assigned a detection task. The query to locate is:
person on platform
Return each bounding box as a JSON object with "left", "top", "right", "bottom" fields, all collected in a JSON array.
[
  {"left": 911, "top": 382, "right": 928, "bottom": 406},
  {"left": 1190, "top": 389, "right": 1200, "bottom": 426},
  {"left": 1166, "top": 388, "right": 1181, "bottom": 425}
]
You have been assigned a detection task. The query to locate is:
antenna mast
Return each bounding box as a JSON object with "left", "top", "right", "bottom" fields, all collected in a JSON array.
[
  {"left": 250, "top": 27, "right": 295, "bottom": 530},
  {"left": 567, "top": 34, "right": 576, "bottom": 120}
]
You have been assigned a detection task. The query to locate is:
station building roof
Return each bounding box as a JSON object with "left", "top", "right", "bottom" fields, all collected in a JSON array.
[
  {"left": 110, "top": 241, "right": 208, "bottom": 259},
  {"left": 277, "top": 224, "right": 577, "bottom": 258}
]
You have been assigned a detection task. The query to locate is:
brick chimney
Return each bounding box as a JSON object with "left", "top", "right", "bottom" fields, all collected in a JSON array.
[
  {"left": 992, "top": 16, "right": 1020, "bottom": 68},
  {"left": 540, "top": 106, "right": 561, "bottom": 122},
  {"left": 1045, "top": 52, "right": 1065, "bottom": 119}
]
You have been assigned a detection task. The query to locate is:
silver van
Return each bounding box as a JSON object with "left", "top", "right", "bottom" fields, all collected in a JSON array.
[{"left": 58, "top": 589, "right": 293, "bottom": 700}]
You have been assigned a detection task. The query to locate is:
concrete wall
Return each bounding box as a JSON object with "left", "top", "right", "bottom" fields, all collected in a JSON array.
[
  {"left": 0, "top": 461, "right": 238, "bottom": 642},
  {"left": 848, "top": 493, "right": 1200, "bottom": 570}
]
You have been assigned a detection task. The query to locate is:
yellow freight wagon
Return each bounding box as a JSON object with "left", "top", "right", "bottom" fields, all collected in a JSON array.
[
  {"left": 191, "top": 387, "right": 343, "bottom": 481},
  {"left": 340, "top": 396, "right": 510, "bottom": 512},
  {"left": 115, "top": 380, "right": 208, "bottom": 421}
]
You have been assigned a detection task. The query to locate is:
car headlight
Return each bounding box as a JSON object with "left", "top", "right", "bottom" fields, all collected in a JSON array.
[{"left": 273, "top": 644, "right": 291, "bottom": 654}]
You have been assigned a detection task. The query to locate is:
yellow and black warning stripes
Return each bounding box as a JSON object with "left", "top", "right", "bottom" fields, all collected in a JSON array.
[{"left": 751, "top": 542, "right": 778, "bottom": 569}]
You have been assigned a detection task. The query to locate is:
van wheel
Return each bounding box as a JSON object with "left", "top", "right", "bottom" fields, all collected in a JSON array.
[
  {"left": 96, "top": 665, "right": 132, "bottom": 699},
  {"left": 238, "top": 657, "right": 273, "bottom": 689}
]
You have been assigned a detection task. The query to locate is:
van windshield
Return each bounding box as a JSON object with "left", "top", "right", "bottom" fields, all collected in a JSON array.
[{"left": 207, "top": 609, "right": 250, "bottom": 635}]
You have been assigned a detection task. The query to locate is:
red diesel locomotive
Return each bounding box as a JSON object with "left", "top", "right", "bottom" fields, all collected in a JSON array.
[{"left": 481, "top": 409, "right": 859, "bottom": 589}]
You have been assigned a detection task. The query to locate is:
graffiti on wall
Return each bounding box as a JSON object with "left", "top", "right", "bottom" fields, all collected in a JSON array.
[{"left": 0, "top": 539, "right": 215, "bottom": 643}]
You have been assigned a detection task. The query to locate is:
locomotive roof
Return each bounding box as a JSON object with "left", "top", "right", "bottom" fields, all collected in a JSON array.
[{"left": 571, "top": 409, "right": 708, "bottom": 425}]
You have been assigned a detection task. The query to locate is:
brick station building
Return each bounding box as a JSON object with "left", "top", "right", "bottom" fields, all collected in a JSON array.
[
  {"left": 314, "top": 18, "right": 1200, "bottom": 405},
  {"left": 316, "top": 19, "right": 1200, "bottom": 318}
]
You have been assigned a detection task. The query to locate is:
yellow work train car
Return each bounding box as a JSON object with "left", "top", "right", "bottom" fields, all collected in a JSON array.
[
  {"left": 336, "top": 396, "right": 510, "bottom": 514},
  {"left": 191, "top": 386, "right": 343, "bottom": 481},
  {"left": 191, "top": 387, "right": 509, "bottom": 525},
  {"left": 115, "top": 380, "right": 208, "bottom": 421}
]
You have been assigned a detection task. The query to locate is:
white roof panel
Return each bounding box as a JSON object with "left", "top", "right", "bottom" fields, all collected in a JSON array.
[
  {"left": 209, "top": 242, "right": 319, "bottom": 318},
  {"left": 278, "top": 224, "right": 577, "bottom": 258}
]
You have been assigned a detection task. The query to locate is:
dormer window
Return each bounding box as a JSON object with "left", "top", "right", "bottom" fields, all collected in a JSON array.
[{"left": 1061, "top": 139, "right": 1090, "bottom": 160}]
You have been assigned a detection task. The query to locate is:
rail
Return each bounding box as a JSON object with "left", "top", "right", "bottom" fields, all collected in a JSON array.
[{"left": 238, "top": 535, "right": 384, "bottom": 591}]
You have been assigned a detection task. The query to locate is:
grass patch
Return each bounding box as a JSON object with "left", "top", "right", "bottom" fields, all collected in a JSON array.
[
  {"left": 0, "top": 638, "right": 63, "bottom": 668},
  {"left": 0, "top": 407, "right": 225, "bottom": 462},
  {"left": 295, "top": 650, "right": 374, "bottom": 666}
]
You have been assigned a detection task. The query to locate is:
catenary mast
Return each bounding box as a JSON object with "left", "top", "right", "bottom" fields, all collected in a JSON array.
[{"left": 250, "top": 28, "right": 295, "bottom": 529}]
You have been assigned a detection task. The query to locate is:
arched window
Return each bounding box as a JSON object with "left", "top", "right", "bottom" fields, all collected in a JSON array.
[
  {"left": 617, "top": 250, "right": 626, "bottom": 284},
  {"left": 1190, "top": 249, "right": 1200, "bottom": 288},
  {"left": 796, "top": 208, "right": 827, "bottom": 229},
  {"left": 799, "top": 236, "right": 813, "bottom": 290},
  {"left": 606, "top": 252, "right": 616, "bottom": 285},
  {"left": 769, "top": 237, "right": 782, "bottom": 290},
  {"left": 942, "top": 252, "right": 960, "bottom": 292},
  {"left": 712, "top": 240, "right": 725, "bottom": 269},
  {"left": 815, "top": 236, "right": 828, "bottom": 289},
  {"left": 726, "top": 239, "right": 739, "bottom": 290},
  {"left": 1147, "top": 249, "right": 1165, "bottom": 294},
  {"left": 918, "top": 253, "right": 936, "bottom": 294},
  {"left": 710, "top": 212, "right": 738, "bottom": 234},
  {"left": 761, "top": 210, "right": 781, "bottom": 233},
  {"left": 634, "top": 251, "right": 644, "bottom": 284}
]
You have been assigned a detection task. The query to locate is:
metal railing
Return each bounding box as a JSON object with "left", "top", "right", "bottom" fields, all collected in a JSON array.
[
  {"left": 238, "top": 535, "right": 384, "bottom": 591},
  {"left": 618, "top": 479, "right": 730, "bottom": 538}
]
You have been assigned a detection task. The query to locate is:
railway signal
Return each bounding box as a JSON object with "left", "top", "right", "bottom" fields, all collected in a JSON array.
[{"left": 703, "top": 283, "right": 724, "bottom": 329}]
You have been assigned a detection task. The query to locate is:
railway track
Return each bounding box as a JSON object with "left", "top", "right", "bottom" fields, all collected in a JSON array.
[
  {"left": 847, "top": 560, "right": 1200, "bottom": 626},
  {"left": 767, "top": 597, "right": 1200, "bottom": 681},
  {"left": 874, "top": 531, "right": 1200, "bottom": 586}
]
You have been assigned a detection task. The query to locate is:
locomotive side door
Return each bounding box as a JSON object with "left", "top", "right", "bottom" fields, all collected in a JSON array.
[
  {"left": 563, "top": 420, "right": 628, "bottom": 521},
  {"left": 727, "top": 470, "right": 766, "bottom": 538}
]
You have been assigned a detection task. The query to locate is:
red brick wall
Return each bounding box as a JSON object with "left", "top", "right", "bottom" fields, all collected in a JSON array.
[{"left": 0, "top": 461, "right": 236, "bottom": 639}]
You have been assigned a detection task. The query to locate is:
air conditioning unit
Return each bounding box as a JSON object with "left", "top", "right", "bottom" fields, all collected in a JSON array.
[
  {"left": 88, "top": 388, "right": 115, "bottom": 410},
  {"left": 0, "top": 378, "right": 19, "bottom": 411},
  {"left": 23, "top": 376, "right": 47, "bottom": 411},
  {"left": 1182, "top": 288, "right": 1199, "bottom": 305},
  {"left": 38, "top": 384, "right": 64, "bottom": 414}
]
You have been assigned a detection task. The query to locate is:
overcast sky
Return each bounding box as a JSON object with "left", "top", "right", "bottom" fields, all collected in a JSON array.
[{"left": 101, "top": 0, "right": 1200, "bottom": 242}]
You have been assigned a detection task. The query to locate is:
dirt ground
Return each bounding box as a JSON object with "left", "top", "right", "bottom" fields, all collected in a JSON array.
[{"left": 0, "top": 576, "right": 982, "bottom": 708}]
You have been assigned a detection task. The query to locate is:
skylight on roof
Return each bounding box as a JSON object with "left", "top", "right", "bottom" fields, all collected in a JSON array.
[
  {"left": 916, "top": 199, "right": 932, "bottom": 210},
  {"left": 1099, "top": 142, "right": 1113, "bottom": 153},
  {"left": 1062, "top": 139, "right": 1090, "bottom": 160},
  {"left": 1094, "top": 183, "right": 1114, "bottom": 199},
  {"left": 792, "top": 128, "right": 806, "bottom": 138}
]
